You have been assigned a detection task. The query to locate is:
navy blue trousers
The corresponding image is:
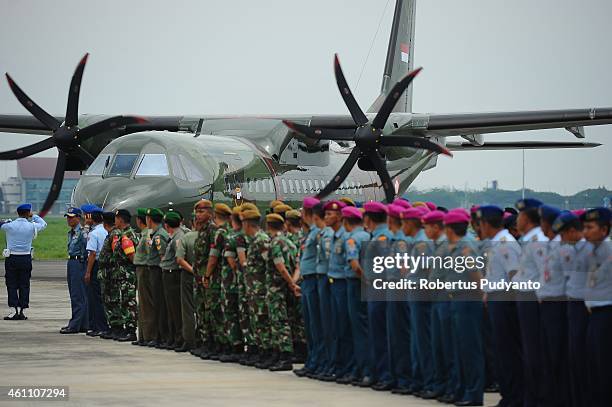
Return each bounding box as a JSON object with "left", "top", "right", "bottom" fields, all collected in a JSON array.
[
  {"left": 346, "top": 278, "right": 370, "bottom": 379},
  {"left": 317, "top": 275, "right": 333, "bottom": 374},
  {"left": 431, "top": 301, "right": 456, "bottom": 396},
  {"left": 329, "top": 278, "right": 353, "bottom": 377},
  {"left": 386, "top": 298, "right": 411, "bottom": 389},
  {"left": 567, "top": 301, "right": 589, "bottom": 407},
  {"left": 540, "top": 300, "right": 570, "bottom": 407},
  {"left": 451, "top": 301, "right": 484, "bottom": 404},
  {"left": 86, "top": 261, "right": 108, "bottom": 332},
  {"left": 586, "top": 305, "right": 612, "bottom": 407},
  {"left": 4, "top": 254, "right": 32, "bottom": 308},
  {"left": 66, "top": 259, "right": 88, "bottom": 330},
  {"left": 300, "top": 276, "right": 322, "bottom": 372},
  {"left": 488, "top": 297, "right": 523, "bottom": 407},
  {"left": 409, "top": 300, "right": 434, "bottom": 392},
  {"left": 516, "top": 293, "right": 544, "bottom": 407},
  {"left": 368, "top": 300, "right": 393, "bottom": 385}
]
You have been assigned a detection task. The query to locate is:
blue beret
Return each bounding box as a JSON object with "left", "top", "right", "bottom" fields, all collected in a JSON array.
[
  {"left": 552, "top": 211, "right": 579, "bottom": 233},
  {"left": 538, "top": 204, "right": 561, "bottom": 224},
  {"left": 582, "top": 207, "right": 611, "bottom": 224},
  {"left": 17, "top": 203, "right": 32, "bottom": 212},
  {"left": 64, "top": 207, "right": 82, "bottom": 217},
  {"left": 80, "top": 204, "right": 103, "bottom": 214},
  {"left": 477, "top": 205, "right": 504, "bottom": 220},
  {"left": 515, "top": 198, "right": 543, "bottom": 211}
]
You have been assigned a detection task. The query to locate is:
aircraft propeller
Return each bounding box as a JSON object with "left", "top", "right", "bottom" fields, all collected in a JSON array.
[
  {"left": 283, "top": 54, "right": 452, "bottom": 203},
  {"left": 0, "top": 54, "right": 146, "bottom": 217}
]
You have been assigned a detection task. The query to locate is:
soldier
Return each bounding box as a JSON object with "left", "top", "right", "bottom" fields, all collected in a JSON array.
[
  {"left": 192, "top": 199, "right": 218, "bottom": 359},
  {"left": 203, "top": 203, "right": 232, "bottom": 360},
  {"left": 241, "top": 208, "right": 272, "bottom": 367},
  {"left": 478, "top": 205, "right": 523, "bottom": 407},
  {"left": 292, "top": 197, "right": 324, "bottom": 378},
  {"left": 272, "top": 203, "right": 293, "bottom": 220},
  {"left": 582, "top": 207, "right": 611, "bottom": 407},
  {"left": 60, "top": 207, "right": 88, "bottom": 334},
  {"left": 284, "top": 209, "right": 306, "bottom": 363},
  {"left": 444, "top": 209, "right": 484, "bottom": 407},
  {"left": 99, "top": 212, "right": 119, "bottom": 339},
  {"left": 342, "top": 206, "right": 372, "bottom": 387},
  {"left": 112, "top": 209, "right": 139, "bottom": 342},
  {"left": 265, "top": 213, "right": 300, "bottom": 371},
  {"left": 145, "top": 208, "right": 170, "bottom": 348},
  {"left": 133, "top": 208, "right": 152, "bottom": 346},
  {"left": 159, "top": 211, "right": 186, "bottom": 350}
]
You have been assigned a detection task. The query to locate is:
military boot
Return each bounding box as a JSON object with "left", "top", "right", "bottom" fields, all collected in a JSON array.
[
  {"left": 240, "top": 346, "right": 258, "bottom": 365},
  {"left": 117, "top": 330, "right": 137, "bottom": 342},
  {"left": 269, "top": 352, "right": 293, "bottom": 371},
  {"left": 219, "top": 345, "right": 244, "bottom": 363},
  {"left": 255, "top": 351, "right": 279, "bottom": 369}
]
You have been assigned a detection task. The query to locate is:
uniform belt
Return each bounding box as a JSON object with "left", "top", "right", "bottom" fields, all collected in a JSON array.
[
  {"left": 302, "top": 274, "right": 317, "bottom": 280},
  {"left": 9, "top": 252, "right": 31, "bottom": 256},
  {"left": 69, "top": 255, "right": 84, "bottom": 260}
]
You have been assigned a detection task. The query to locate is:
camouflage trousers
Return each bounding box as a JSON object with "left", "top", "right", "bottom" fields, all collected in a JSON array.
[
  {"left": 220, "top": 286, "right": 242, "bottom": 348},
  {"left": 287, "top": 291, "right": 306, "bottom": 347},
  {"left": 98, "top": 266, "right": 111, "bottom": 311},
  {"left": 247, "top": 285, "right": 271, "bottom": 351},
  {"left": 105, "top": 266, "right": 122, "bottom": 329},
  {"left": 204, "top": 283, "right": 223, "bottom": 346},
  {"left": 194, "top": 284, "right": 207, "bottom": 344},
  {"left": 114, "top": 265, "right": 137, "bottom": 331},
  {"left": 267, "top": 285, "right": 293, "bottom": 353},
  {"left": 237, "top": 271, "right": 253, "bottom": 348}
]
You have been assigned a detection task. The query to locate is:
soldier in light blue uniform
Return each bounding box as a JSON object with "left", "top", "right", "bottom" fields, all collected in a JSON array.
[
  {"left": 478, "top": 205, "right": 523, "bottom": 407},
  {"left": 293, "top": 197, "right": 323, "bottom": 379},
  {"left": 1, "top": 203, "right": 47, "bottom": 321},
  {"left": 362, "top": 201, "right": 395, "bottom": 391},
  {"left": 553, "top": 211, "right": 591, "bottom": 407},
  {"left": 582, "top": 207, "right": 612, "bottom": 407},
  {"left": 324, "top": 200, "right": 354, "bottom": 383},
  {"left": 61, "top": 207, "right": 89, "bottom": 334},
  {"left": 514, "top": 198, "right": 547, "bottom": 407},
  {"left": 342, "top": 206, "right": 372, "bottom": 387}
]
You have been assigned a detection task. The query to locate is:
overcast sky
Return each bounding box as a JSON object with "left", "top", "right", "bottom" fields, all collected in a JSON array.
[{"left": 1, "top": 0, "right": 610, "bottom": 194}]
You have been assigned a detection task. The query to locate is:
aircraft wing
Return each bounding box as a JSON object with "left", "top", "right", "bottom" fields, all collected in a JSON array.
[{"left": 445, "top": 141, "right": 601, "bottom": 151}]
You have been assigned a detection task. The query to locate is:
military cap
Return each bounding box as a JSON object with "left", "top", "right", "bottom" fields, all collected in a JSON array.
[
  {"left": 240, "top": 209, "right": 261, "bottom": 221},
  {"left": 477, "top": 205, "right": 504, "bottom": 220},
  {"left": 538, "top": 204, "right": 562, "bottom": 224},
  {"left": 341, "top": 206, "right": 362, "bottom": 220},
  {"left": 400, "top": 208, "right": 423, "bottom": 220},
  {"left": 303, "top": 197, "right": 320, "bottom": 209},
  {"left": 273, "top": 204, "right": 293, "bottom": 215},
  {"left": 17, "top": 203, "right": 32, "bottom": 212},
  {"left": 232, "top": 206, "right": 243, "bottom": 215},
  {"left": 363, "top": 201, "right": 387, "bottom": 214},
  {"left": 115, "top": 209, "right": 131, "bottom": 218},
  {"left": 240, "top": 202, "right": 258, "bottom": 212},
  {"left": 503, "top": 211, "right": 514, "bottom": 220},
  {"left": 146, "top": 208, "right": 164, "bottom": 217},
  {"left": 193, "top": 199, "right": 213, "bottom": 210},
  {"left": 504, "top": 207, "right": 518, "bottom": 216},
  {"left": 504, "top": 214, "right": 517, "bottom": 229},
  {"left": 515, "top": 198, "right": 543, "bottom": 211},
  {"left": 470, "top": 205, "right": 480, "bottom": 215},
  {"left": 268, "top": 199, "right": 282, "bottom": 208},
  {"left": 571, "top": 209, "right": 586, "bottom": 217},
  {"left": 437, "top": 206, "right": 449, "bottom": 213},
  {"left": 582, "top": 207, "right": 611, "bottom": 223},
  {"left": 102, "top": 211, "right": 115, "bottom": 224},
  {"left": 285, "top": 209, "right": 302, "bottom": 220},
  {"left": 164, "top": 211, "right": 182, "bottom": 222},
  {"left": 422, "top": 210, "right": 445, "bottom": 224},
  {"left": 339, "top": 197, "right": 356, "bottom": 207},
  {"left": 449, "top": 208, "right": 470, "bottom": 218},
  {"left": 266, "top": 213, "right": 285, "bottom": 223},
  {"left": 412, "top": 201, "right": 426, "bottom": 208},
  {"left": 136, "top": 208, "right": 148, "bottom": 217},
  {"left": 323, "top": 200, "right": 345, "bottom": 212},
  {"left": 552, "top": 211, "right": 579, "bottom": 234},
  {"left": 64, "top": 207, "right": 82, "bottom": 217},
  {"left": 387, "top": 204, "right": 404, "bottom": 219},
  {"left": 443, "top": 210, "right": 470, "bottom": 225},
  {"left": 81, "top": 204, "right": 102, "bottom": 214},
  {"left": 392, "top": 198, "right": 411, "bottom": 209},
  {"left": 214, "top": 203, "right": 232, "bottom": 216},
  {"left": 425, "top": 202, "right": 438, "bottom": 211}
]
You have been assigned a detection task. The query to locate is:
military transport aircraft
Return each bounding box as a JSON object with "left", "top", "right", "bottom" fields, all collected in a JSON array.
[{"left": 1, "top": 0, "right": 611, "bottom": 217}]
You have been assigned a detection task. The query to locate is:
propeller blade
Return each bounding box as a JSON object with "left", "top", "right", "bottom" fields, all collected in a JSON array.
[
  {"left": 73, "top": 145, "right": 95, "bottom": 166},
  {"left": 5, "top": 74, "right": 61, "bottom": 131},
  {"left": 65, "top": 53, "right": 89, "bottom": 127},
  {"left": 38, "top": 151, "right": 67, "bottom": 218},
  {"left": 316, "top": 146, "right": 361, "bottom": 199},
  {"left": 282, "top": 120, "right": 354, "bottom": 141},
  {"left": 0, "top": 137, "right": 56, "bottom": 160},
  {"left": 333, "top": 54, "right": 368, "bottom": 127},
  {"left": 367, "top": 150, "right": 395, "bottom": 203},
  {"left": 77, "top": 115, "right": 148, "bottom": 142},
  {"left": 380, "top": 135, "right": 453, "bottom": 157},
  {"left": 371, "top": 67, "right": 422, "bottom": 129}
]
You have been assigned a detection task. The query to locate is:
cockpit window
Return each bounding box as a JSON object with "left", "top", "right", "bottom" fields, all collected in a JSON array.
[
  {"left": 169, "top": 155, "right": 187, "bottom": 181},
  {"left": 136, "top": 154, "right": 169, "bottom": 176},
  {"left": 109, "top": 154, "right": 139, "bottom": 177},
  {"left": 85, "top": 153, "right": 112, "bottom": 176}
]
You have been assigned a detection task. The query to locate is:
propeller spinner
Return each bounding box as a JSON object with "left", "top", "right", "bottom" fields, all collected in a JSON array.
[
  {"left": 0, "top": 54, "right": 146, "bottom": 217},
  {"left": 283, "top": 54, "right": 452, "bottom": 203}
]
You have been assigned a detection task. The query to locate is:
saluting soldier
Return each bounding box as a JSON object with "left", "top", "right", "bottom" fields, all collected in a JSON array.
[
  {"left": 264, "top": 212, "right": 300, "bottom": 371},
  {"left": 99, "top": 212, "right": 119, "bottom": 339},
  {"left": 159, "top": 211, "right": 186, "bottom": 350},
  {"left": 133, "top": 208, "right": 152, "bottom": 346},
  {"left": 112, "top": 209, "right": 139, "bottom": 342}
]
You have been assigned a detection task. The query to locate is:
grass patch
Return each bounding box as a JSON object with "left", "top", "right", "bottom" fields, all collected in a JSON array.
[{"left": 1, "top": 216, "right": 69, "bottom": 260}]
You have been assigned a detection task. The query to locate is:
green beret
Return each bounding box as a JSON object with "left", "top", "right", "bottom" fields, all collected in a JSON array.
[
  {"left": 137, "top": 208, "right": 148, "bottom": 217},
  {"left": 164, "top": 211, "right": 182, "bottom": 222},
  {"left": 146, "top": 208, "right": 164, "bottom": 217}
]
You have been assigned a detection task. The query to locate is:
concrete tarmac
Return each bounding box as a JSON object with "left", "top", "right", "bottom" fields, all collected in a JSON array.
[{"left": 0, "top": 266, "right": 501, "bottom": 406}]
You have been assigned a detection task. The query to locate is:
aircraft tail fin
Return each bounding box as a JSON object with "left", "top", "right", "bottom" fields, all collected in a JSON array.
[{"left": 368, "top": 0, "right": 417, "bottom": 114}]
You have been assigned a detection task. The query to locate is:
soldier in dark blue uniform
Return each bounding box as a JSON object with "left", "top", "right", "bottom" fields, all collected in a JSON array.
[{"left": 60, "top": 207, "right": 89, "bottom": 334}]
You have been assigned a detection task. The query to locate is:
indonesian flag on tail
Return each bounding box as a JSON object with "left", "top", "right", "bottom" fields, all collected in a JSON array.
[{"left": 400, "top": 43, "right": 410, "bottom": 63}]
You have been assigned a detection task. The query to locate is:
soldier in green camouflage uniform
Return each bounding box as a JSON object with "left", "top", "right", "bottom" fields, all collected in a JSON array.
[
  {"left": 192, "top": 199, "right": 218, "bottom": 358},
  {"left": 111, "top": 209, "right": 139, "bottom": 342},
  {"left": 241, "top": 208, "right": 272, "bottom": 367},
  {"left": 100, "top": 213, "right": 123, "bottom": 339},
  {"left": 285, "top": 209, "right": 307, "bottom": 361}
]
